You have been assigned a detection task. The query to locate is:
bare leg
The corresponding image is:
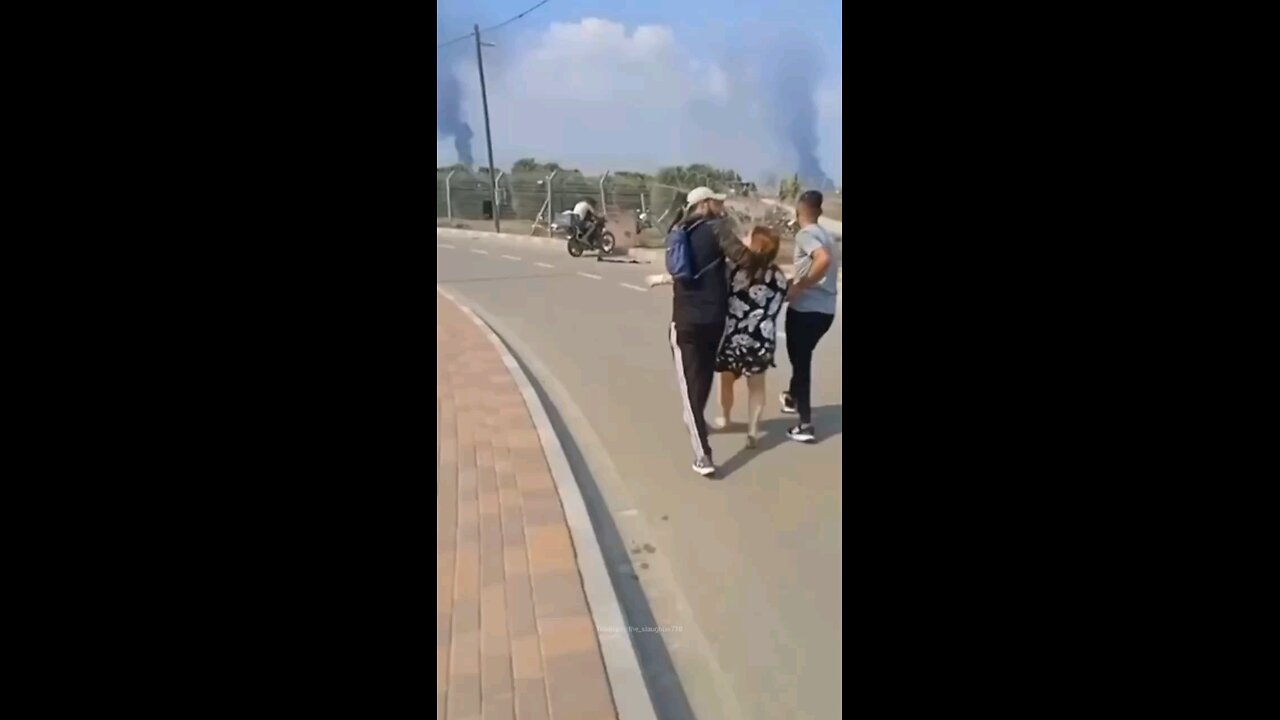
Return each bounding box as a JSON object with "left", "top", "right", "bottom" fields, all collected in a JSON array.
[
  {"left": 746, "top": 372, "right": 766, "bottom": 448},
  {"left": 713, "top": 371, "right": 736, "bottom": 429}
]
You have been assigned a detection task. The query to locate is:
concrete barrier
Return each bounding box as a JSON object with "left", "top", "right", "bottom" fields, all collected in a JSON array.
[
  {"left": 755, "top": 198, "right": 843, "bottom": 239},
  {"left": 436, "top": 226, "right": 566, "bottom": 247}
]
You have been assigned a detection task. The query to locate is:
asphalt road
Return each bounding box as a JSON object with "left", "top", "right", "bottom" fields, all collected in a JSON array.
[{"left": 438, "top": 231, "right": 843, "bottom": 720}]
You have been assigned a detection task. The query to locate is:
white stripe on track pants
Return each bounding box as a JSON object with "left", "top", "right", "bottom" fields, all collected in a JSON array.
[{"left": 668, "top": 321, "right": 723, "bottom": 461}]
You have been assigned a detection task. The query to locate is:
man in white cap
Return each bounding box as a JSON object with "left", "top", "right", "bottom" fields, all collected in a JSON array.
[
  {"left": 663, "top": 186, "right": 724, "bottom": 231},
  {"left": 655, "top": 186, "right": 765, "bottom": 478}
]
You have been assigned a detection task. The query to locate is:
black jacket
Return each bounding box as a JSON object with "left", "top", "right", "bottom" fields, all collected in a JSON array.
[{"left": 671, "top": 215, "right": 755, "bottom": 326}]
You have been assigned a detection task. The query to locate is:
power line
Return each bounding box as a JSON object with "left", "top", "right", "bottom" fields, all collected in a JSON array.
[
  {"left": 482, "top": 0, "right": 550, "bottom": 33},
  {"left": 437, "top": 0, "right": 551, "bottom": 50}
]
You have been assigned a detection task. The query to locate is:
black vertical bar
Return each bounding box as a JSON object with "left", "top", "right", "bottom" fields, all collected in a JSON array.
[{"left": 475, "top": 25, "right": 500, "bottom": 233}]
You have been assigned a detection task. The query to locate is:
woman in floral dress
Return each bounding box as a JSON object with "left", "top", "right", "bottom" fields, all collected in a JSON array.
[{"left": 711, "top": 226, "right": 789, "bottom": 447}]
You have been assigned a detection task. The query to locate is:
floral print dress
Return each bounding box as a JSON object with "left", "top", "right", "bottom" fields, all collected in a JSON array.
[{"left": 716, "top": 264, "right": 790, "bottom": 376}]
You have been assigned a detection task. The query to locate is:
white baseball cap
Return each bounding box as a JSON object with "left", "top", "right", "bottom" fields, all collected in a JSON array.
[{"left": 685, "top": 186, "right": 727, "bottom": 207}]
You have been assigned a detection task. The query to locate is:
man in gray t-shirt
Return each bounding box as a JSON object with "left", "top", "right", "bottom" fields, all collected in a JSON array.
[{"left": 780, "top": 190, "right": 837, "bottom": 442}]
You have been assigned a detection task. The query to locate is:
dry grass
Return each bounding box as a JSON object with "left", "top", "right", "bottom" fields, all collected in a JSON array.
[{"left": 825, "top": 198, "right": 842, "bottom": 221}]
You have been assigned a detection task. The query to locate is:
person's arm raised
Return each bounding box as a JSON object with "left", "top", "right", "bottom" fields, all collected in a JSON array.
[{"left": 713, "top": 215, "right": 755, "bottom": 265}]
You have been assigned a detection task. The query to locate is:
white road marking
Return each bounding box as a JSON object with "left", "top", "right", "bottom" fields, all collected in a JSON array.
[
  {"left": 500, "top": 254, "right": 521, "bottom": 261},
  {"left": 437, "top": 243, "right": 455, "bottom": 249},
  {"left": 534, "top": 262, "right": 555, "bottom": 268},
  {"left": 471, "top": 249, "right": 489, "bottom": 255},
  {"left": 577, "top": 272, "right": 603, "bottom": 280},
  {"left": 618, "top": 509, "right": 639, "bottom": 517},
  {"left": 620, "top": 283, "right": 647, "bottom": 292}
]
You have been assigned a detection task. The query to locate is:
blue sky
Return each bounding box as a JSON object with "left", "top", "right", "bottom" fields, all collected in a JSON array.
[
  {"left": 437, "top": 0, "right": 843, "bottom": 184},
  {"left": 438, "top": 0, "right": 843, "bottom": 60}
]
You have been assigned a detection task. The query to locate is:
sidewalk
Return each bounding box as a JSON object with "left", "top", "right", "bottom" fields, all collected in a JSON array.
[{"left": 437, "top": 291, "right": 618, "bottom": 720}]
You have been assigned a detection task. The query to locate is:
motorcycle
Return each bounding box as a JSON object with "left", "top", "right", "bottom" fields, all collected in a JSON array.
[
  {"left": 634, "top": 208, "right": 655, "bottom": 234},
  {"left": 552, "top": 211, "right": 616, "bottom": 258}
]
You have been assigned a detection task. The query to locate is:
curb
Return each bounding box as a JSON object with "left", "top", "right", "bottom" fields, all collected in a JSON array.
[
  {"left": 753, "top": 198, "right": 844, "bottom": 238},
  {"left": 436, "top": 226, "right": 566, "bottom": 248},
  {"left": 623, "top": 247, "right": 664, "bottom": 264},
  {"left": 437, "top": 286, "right": 659, "bottom": 720},
  {"left": 437, "top": 226, "right": 659, "bottom": 263}
]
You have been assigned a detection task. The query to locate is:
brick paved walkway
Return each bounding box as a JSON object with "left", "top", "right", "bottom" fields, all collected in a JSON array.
[{"left": 437, "top": 291, "right": 618, "bottom": 720}]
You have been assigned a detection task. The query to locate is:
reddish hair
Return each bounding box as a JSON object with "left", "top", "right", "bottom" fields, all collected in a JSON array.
[{"left": 743, "top": 225, "right": 780, "bottom": 277}]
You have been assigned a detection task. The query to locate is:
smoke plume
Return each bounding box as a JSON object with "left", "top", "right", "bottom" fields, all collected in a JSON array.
[
  {"left": 437, "top": 46, "right": 474, "bottom": 166},
  {"left": 437, "top": 0, "right": 490, "bottom": 167},
  {"left": 758, "top": 36, "right": 830, "bottom": 188}
]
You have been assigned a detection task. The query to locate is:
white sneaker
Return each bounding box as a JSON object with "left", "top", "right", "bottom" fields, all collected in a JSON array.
[
  {"left": 710, "top": 416, "right": 727, "bottom": 430},
  {"left": 779, "top": 392, "right": 797, "bottom": 414},
  {"left": 787, "top": 424, "right": 816, "bottom": 443}
]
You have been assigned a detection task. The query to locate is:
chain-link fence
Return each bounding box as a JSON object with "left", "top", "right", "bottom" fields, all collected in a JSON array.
[{"left": 436, "top": 168, "right": 694, "bottom": 224}]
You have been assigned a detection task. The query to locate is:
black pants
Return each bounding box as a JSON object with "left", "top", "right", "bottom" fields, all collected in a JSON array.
[
  {"left": 785, "top": 308, "right": 834, "bottom": 425},
  {"left": 669, "top": 321, "right": 724, "bottom": 460}
]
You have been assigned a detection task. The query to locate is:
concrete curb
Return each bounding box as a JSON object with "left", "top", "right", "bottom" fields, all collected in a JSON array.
[
  {"left": 436, "top": 226, "right": 566, "bottom": 248},
  {"left": 437, "top": 226, "right": 660, "bottom": 264},
  {"left": 621, "top": 247, "right": 663, "bottom": 264},
  {"left": 754, "top": 198, "right": 844, "bottom": 238},
  {"left": 437, "top": 286, "right": 659, "bottom": 720}
]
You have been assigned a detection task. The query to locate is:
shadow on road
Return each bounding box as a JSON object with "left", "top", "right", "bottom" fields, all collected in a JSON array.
[
  {"left": 716, "top": 403, "right": 843, "bottom": 478},
  {"left": 501, "top": 333, "right": 697, "bottom": 720}
]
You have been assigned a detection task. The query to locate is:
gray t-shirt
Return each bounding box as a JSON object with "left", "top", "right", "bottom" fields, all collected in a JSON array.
[{"left": 790, "top": 224, "right": 838, "bottom": 314}]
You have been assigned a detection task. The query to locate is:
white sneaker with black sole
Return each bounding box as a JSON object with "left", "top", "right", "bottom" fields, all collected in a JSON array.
[
  {"left": 787, "top": 424, "right": 816, "bottom": 443},
  {"left": 692, "top": 457, "right": 717, "bottom": 477},
  {"left": 779, "top": 392, "right": 797, "bottom": 414}
]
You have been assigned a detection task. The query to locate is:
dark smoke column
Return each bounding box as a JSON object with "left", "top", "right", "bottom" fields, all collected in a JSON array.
[
  {"left": 437, "top": 46, "right": 475, "bottom": 166},
  {"left": 762, "top": 40, "right": 830, "bottom": 189}
]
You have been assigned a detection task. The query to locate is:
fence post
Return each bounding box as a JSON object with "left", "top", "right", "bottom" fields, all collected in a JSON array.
[
  {"left": 599, "top": 170, "right": 610, "bottom": 216},
  {"left": 545, "top": 169, "right": 558, "bottom": 237},
  {"left": 446, "top": 169, "right": 458, "bottom": 220}
]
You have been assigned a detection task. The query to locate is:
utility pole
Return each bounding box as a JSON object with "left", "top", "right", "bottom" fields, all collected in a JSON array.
[{"left": 474, "top": 25, "right": 500, "bottom": 234}]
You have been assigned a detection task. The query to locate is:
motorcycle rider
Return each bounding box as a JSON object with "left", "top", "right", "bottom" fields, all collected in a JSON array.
[{"left": 571, "top": 198, "right": 603, "bottom": 245}]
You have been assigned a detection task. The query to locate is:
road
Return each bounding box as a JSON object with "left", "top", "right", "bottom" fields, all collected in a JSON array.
[{"left": 438, "top": 230, "right": 842, "bottom": 720}]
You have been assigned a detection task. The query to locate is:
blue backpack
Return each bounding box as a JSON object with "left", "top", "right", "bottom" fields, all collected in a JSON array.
[{"left": 665, "top": 219, "right": 722, "bottom": 281}]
